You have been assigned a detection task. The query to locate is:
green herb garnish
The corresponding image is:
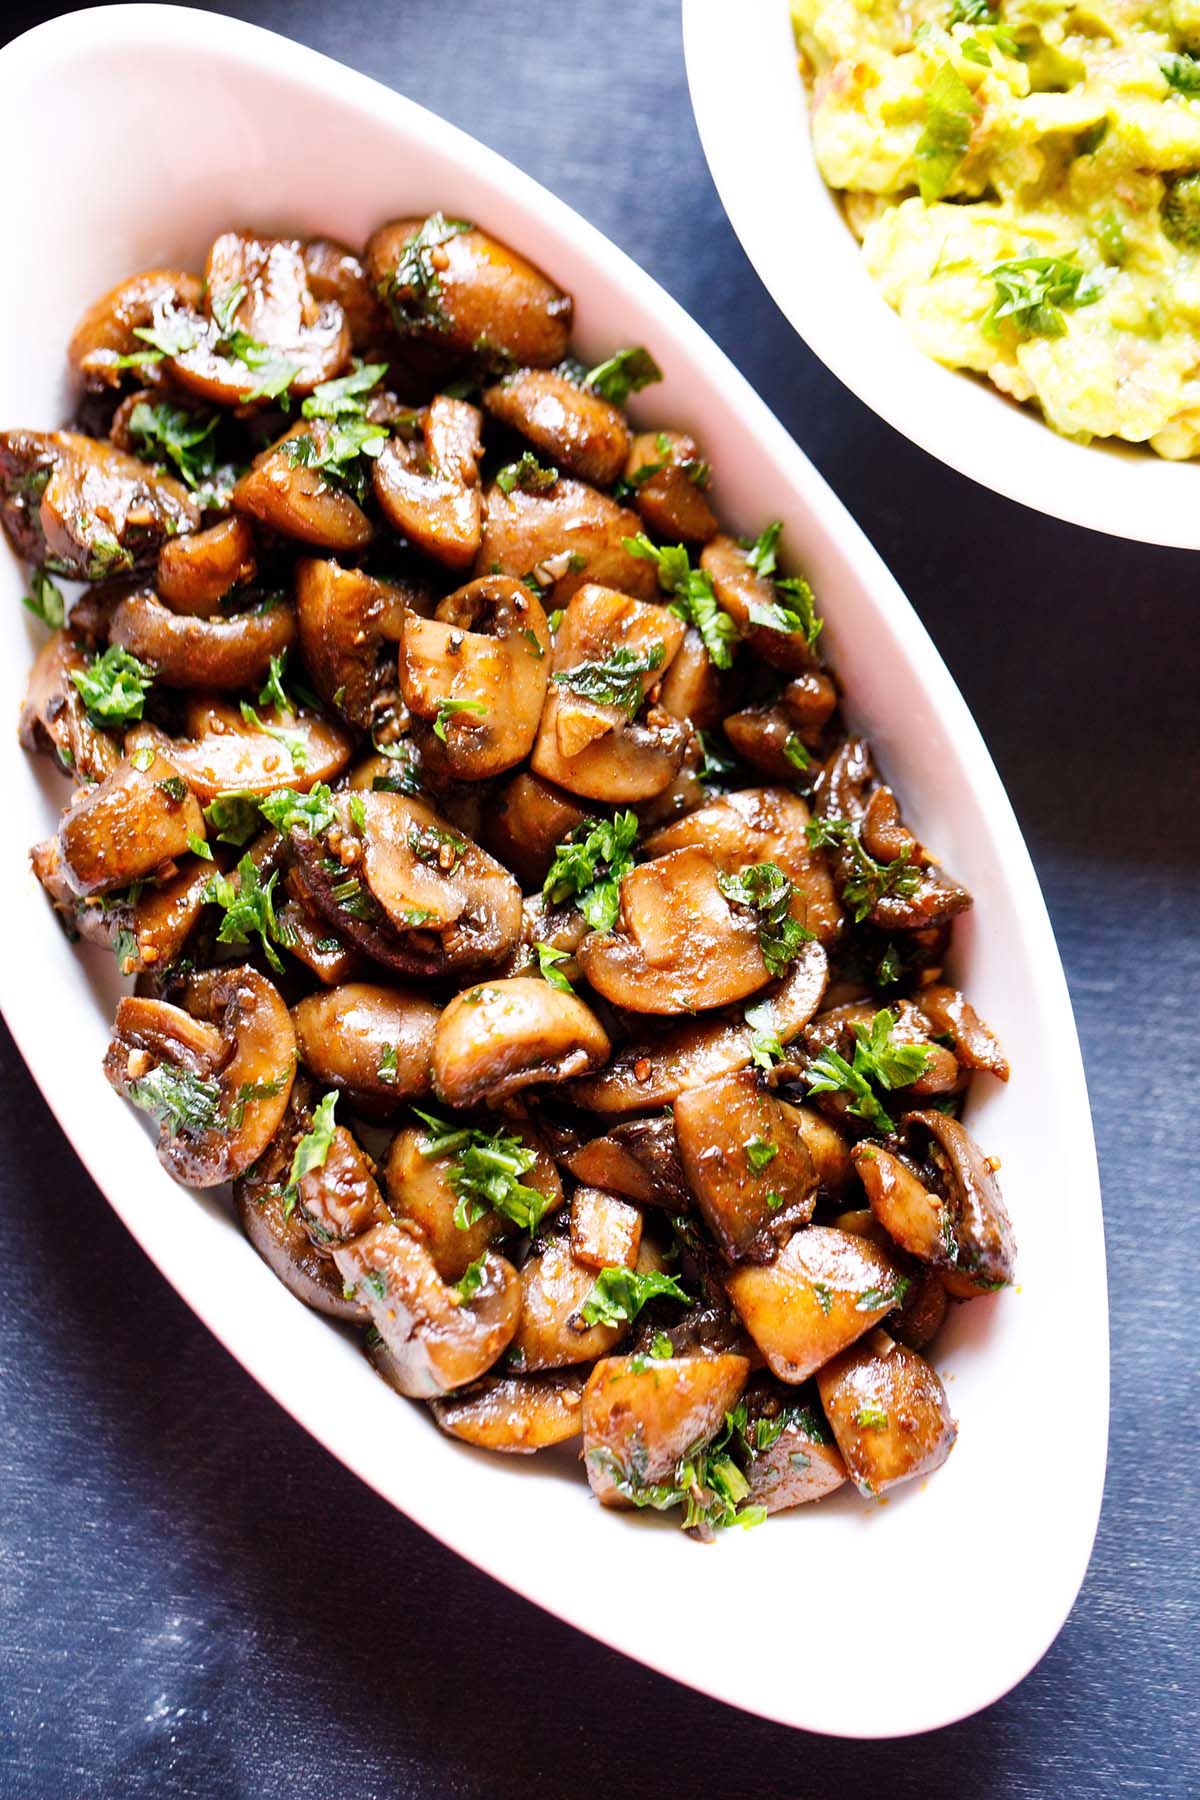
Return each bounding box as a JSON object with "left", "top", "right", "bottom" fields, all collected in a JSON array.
[
  {"left": 625, "top": 533, "right": 739, "bottom": 669},
  {"left": 413, "top": 1108, "right": 554, "bottom": 1234},
  {"left": 915, "top": 61, "right": 979, "bottom": 204},
  {"left": 543, "top": 810, "right": 639, "bottom": 932},
  {"left": 496, "top": 451, "right": 558, "bottom": 495},
  {"left": 716, "top": 861, "right": 812, "bottom": 977},
  {"left": 582, "top": 346, "right": 663, "bottom": 405},
  {"left": 983, "top": 254, "right": 1101, "bottom": 340},
  {"left": 552, "top": 642, "right": 664, "bottom": 717},
  {"left": 71, "top": 646, "right": 155, "bottom": 728}
]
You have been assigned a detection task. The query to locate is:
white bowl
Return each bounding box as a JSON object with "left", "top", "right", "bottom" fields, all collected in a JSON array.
[
  {"left": 0, "top": 3, "right": 1107, "bottom": 1737},
  {"left": 684, "top": 0, "right": 1200, "bottom": 548}
]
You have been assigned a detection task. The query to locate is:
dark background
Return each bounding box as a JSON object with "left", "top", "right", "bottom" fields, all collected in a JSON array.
[{"left": 1, "top": 1, "right": 1196, "bottom": 1794}]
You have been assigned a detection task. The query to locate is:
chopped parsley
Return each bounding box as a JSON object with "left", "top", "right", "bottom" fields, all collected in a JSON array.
[
  {"left": 1161, "top": 51, "right": 1200, "bottom": 95},
  {"left": 302, "top": 359, "right": 389, "bottom": 421},
  {"left": 408, "top": 820, "right": 465, "bottom": 872},
  {"left": 206, "top": 283, "right": 299, "bottom": 401},
  {"left": 204, "top": 853, "right": 286, "bottom": 974},
  {"left": 804, "top": 1007, "right": 931, "bottom": 1134},
  {"left": 983, "top": 254, "right": 1101, "bottom": 341},
  {"left": 454, "top": 1256, "right": 487, "bottom": 1303},
  {"left": 371, "top": 733, "right": 423, "bottom": 796},
  {"left": 71, "top": 646, "right": 155, "bottom": 728},
  {"left": 383, "top": 213, "right": 472, "bottom": 334},
  {"left": 915, "top": 62, "right": 979, "bottom": 205},
  {"left": 22, "top": 568, "right": 65, "bottom": 629},
  {"left": 285, "top": 416, "right": 388, "bottom": 504},
  {"left": 433, "top": 696, "right": 488, "bottom": 742},
  {"left": 496, "top": 451, "right": 558, "bottom": 495},
  {"left": 203, "top": 791, "right": 265, "bottom": 846},
  {"left": 624, "top": 533, "right": 739, "bottom": 669},
  {"left": 378, "top": 1044, "right": 399, "bottom": 1085},
  {"left": 412, "top": 1108, "right": 554, "bottom": 1234},
  {"left": 744, "top": 1135, "right": 778, "bottom": 1174},
  {"left": 855, "top": 1278, "right": 910, "bottom": 1314},
  {"left": 743, "top": 1402, "right": 831, "bottom": 1455},
  {"left": 238, "top": 701, "right": 309, "bottom": 772},
  {"left": 716, "top": 861, "right": 812, "bottom": 977},
  {"left": 740, "top": 523, "right": 823, "bottom": 649},
  {"left": 783, "top": 732, "right": 810, "bottom": 773},
  {"left": 579, "top": 1266, "right": 690, "bottom": 1328},
  {"left": 543, "top": 811, "right": 639, "bottom": 932},
  {"left": 805, "top": 815, "right": 922, "bottom": 922},
  {"left": 285, "top": 1091, "right": 338, "bottom": 1213},
  {"left": 128, "top": 1065, "right": 223, "bottom": 1136},
  {"left": 127, "top": 401, "right": 220, "bottom": 491},
  {"left": 552, "top": 642, "right": 665, "bottom": 717},
  {"left": 534, "top": 941, "right": 575, "bottom": 992},
  {"left": 697, "top": 730, "right": 736, "bottom": 785},
  {"left": 855, "top": 1406, "right": 890, "bottom": 1429},
  {"left": 582, "top": 346, "right": 663, "bottom": 405},
  {"left": 187, "top": 831, "right": 212, "bottom": 861}
]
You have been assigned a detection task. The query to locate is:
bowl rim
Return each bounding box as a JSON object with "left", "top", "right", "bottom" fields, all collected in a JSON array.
[
  {"left": 682, "top": 0, "right": 1200, "bottom": 549},
  {"left": 0, "top": 1, "right": 1108, "bottom": 1738}
]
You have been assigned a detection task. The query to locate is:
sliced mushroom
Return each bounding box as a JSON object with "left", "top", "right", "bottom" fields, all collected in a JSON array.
[
  {"left": 701, "top": 534, "right": 818, "bottom": 675},
  {"left": 67, "top": 268, "right": 203, "bottom": 390},
  {"left": 156, "top": 517, "right": 257, "bottom": 616},
  {"left": 569, "top": 1187, "right": 643, "bottom": 1271},
  {"left": 286, "top": 791, "right": 522, "bottom": 978},
  {"left": 18, "top": 630, "right": 122, "bottom": 783},
  {"left": 373, "top": 396, "right": 483, "bottom": 569},
  {"left": 624, "top": 430, "right": 717, "bottom": 542},
  {"left": 725, "top": 1225, "right": 908, "bottom": 1384},
  {"left": 293, "top": 1121, "right": 392, "bottom": 1245},
  {"left": 429, "top": 1370, "right": 587, "bottom": 1452},
  {"left": 276, "top": 879, "right": 365, "bottom": 987},
  {"left": 399, "top": 575, "right": 551, "bottom": 778},
  {"left": 891, "top": 1265, "right": 949, "bottom": 1350},
  {"left": 384, "top": 1118, "right": 561, "bottom": 1283},
  {"left": 483, "top": 771, "right": 589, "bottom": 887},
  {"left": 0, "top": 429, "right": 199, "bottom": 578},
  {"left": 563, "top": 1116, "right": 689, "bottom": 1209},
  {"left": 129, "top": 694, "right": 353, "bottom": 803},
  {"left": 740, "top": 1379, "right": 848, "bottom": 1513},
  {"left": 476, "top": 476, "right": 658, "bottom": 606},
  {"left": 578, "top": 846, "right": 771, "bottom": 1014},
  {"left": 103, "top": 965, "right": 296, "bottom": 1185},
  {"left": 570, "top": 938, "right": 829, "bottom": 1112},
  {"left": 852, "top": 1141, "right": 955, "bottom": 1265},
  {"left": 35, "top": 749, "right": 204, "bottom": 898},
  {"left": 509, "top": 1234, "right": 640, "bottom": 1372},
  {"left": 166, "top": 231, "right": 350, "bottom": 404},
  {"left": 656, "top": 625, "right": 729, "bottom": 731},
  {"left": 294, "top": 557, "right": 413, "bottom": 728},
  {"left": 581, "top": 1352, "right": 750, "bottom": 1506},
  {"left": 109, "top": 589, "right": 295, "bottom": 689},
  {"left": 291, "top": 983, "right": 439, "bottom": 1109},
  {"left": 232, "top": 422, "right": 374, "bottom": 552},
  {"left": 673, "top": 1068, "right": 817, "bottom": 1262},
  {"left": 805, "top": 997, "right": 959, "bottom": 1096},
  {"left": 816, "top": 1335, "right": 957, "bottom": 1496},
  {"left": 302, "top": 237, "right": 389, "bottom": 349},
  {"left": 484, "top": 367, "right": 629, "bottom": 485},
  {"left": 905, "top": 1110, "right": 1016, "bottom": 1292},
  {"left": 366, "top": 217, "right": 572, "bottom": 366},
  {"left": 431, "top": 975, "right": 610, "bottom": 1108},
  {"left": 915, "top": 984, "right": 1009, "bottom": 1080},
  {"left": 644, "top": 786, "right": 842, "bottom": 943}
]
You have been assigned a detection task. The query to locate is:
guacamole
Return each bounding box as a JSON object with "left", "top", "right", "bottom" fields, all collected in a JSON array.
[{"left": 791, "top": 0, "right": 1200, "bottom": 456}]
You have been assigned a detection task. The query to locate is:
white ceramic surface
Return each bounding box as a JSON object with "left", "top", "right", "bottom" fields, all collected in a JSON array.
[
  {"left": 684, "top": 0, "right": 1200, "bottom": 548},
  {"left": 0, "top": 4, "right": 1107, "bottom": 1737}
]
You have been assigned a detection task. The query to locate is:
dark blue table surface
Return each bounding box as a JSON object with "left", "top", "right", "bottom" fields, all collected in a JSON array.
[{"left": 1, "top": 2, "right": 1197, "bottom": 1794}]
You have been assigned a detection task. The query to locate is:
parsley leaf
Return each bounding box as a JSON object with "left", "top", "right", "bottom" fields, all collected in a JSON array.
[
  {"left": 805, "top": 816, "right": 922, "bottom": 922},
  {"left": 1161, "top": 51, "right": 1200, "bottom": 95},
  {"left": 856, "top": 1406, "right": 890, "bottom": 1429},
  {"left": 716, "top": 861, "right": 812, "bottom": 977},
  {"left": 738, "top": 523, "right": 823, "bottom": 649},
  {"left": 783, "top": 732, "right": 810, "bottom": 774},
  {"left": 579, "top": 1265, "right": 690, "bottom": 1328},
  {"left": 71, "top": 646, "right": 155, "bottom": 727},
  {"left": 285, "top": 417, "right": 388, "bottom": 504},
  {"left": 625, "top": 533, "right": 739, "bottom": 669},
  {"left": 258, "top": 650, "right": 295, "bottom": 716},
  {"left": 207, "top": 286, "right": 299, "bottom": 401},
  {"left": 915, "top": 61, "right": 979, "bottom": 205},
  {"left": 543, "top": 811, "right": 640, "bottom": 932},
  {"left": 552, "top": 643, "right": 664, "bottom": 717},
  {"left": 412, "top": 1108, "right": 554, "bottom": 1234},
  {"left": 804, "top": 1008, "right": 930, "bottom": 1134},
  {"left": 378, "top": 1044, "right": 399, "bottom": 1085},
  {"left": 204, "top": 853, "right": 285, "bottom": 974},
  {"left": 534, "top": 941, "right": 575, "bottom": 991},
  {"left": 744, "top": 520, "right": 783, "bottom": 579},
  {"left": 22, "top": 568, "right": 64, "bottom": 629},
  {"left": 286, "top": 1091, "right": 338, "bottom": 1213},
  {"left": 302, "top": 360, "right": 389, "bottom": 421},
  {"left": 582, "top": 346, "right": 663, "bottom": 405},
  {"left": 237, "top": 702, "right": 310, "bottom": 773},
  {"left": 983, "top": 254, "right": 1101, "bottom": 341},
  {"left": 496, "top": 450, "right": 558, "bottom": 495},
  {"left": 454, "top": 1256, "right": 487, "bottom": 1303},
  {"left": 744, "top": 1135, "right": 778, "bottom": 1174},
  {"left": 127, "top": 401, "right": 219, "bottom": 491},
  {"left": 433, "top": 696, "right": 488, "bottom": 742},
  {"left": 383, "top": 213, "right": 473, "bottom": 334},
  {"left": 128, "top": 1065, "right": 223, "bottom": 1136},
  {"left": 204, "top": 791, "right": 266, "bottom": 846}
]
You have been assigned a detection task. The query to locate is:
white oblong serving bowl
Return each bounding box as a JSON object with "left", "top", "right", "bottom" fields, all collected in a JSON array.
[
  {"left": 0, "top": 3, "right": 1107, "bottom": 1738},
  {"left": 684, "top": 0, "right": 1200, "bottom": 549}
]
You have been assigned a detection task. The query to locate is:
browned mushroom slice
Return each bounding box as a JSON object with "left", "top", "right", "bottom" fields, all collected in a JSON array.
[
  {"left": 673, "top": 1068, "right": 818, "bottom": 1262},
  {"left": 431, "top": 976, "right": 610, "bottom": 1107},
  {"left": 723, "top": 703, "right": 811, "bottom": 783},
  {"left": 508, "top": 1236, "right": 630, "bottom": 1372},
  {"left": 287, "top": 791, "right": 522, "bottom": 978},
  {"left": 484, "top": 367, "right": 629, "bottom": 486},
  {"left": 582, "top": 1352, "right": 750, "bottom": 1507},
  {"left": 103, "top": 965, "right": 297, "bottom": 1186},
  {"left": 294, "top": 557, "right": 412, "bottom": 728},
  {"left": 476, "top": 476, "right": 658, "bottom": 606},
  {"left": 233, "top": 1078, "right": 367, "bottom": 1322},
  {"left": 0, "top": 430, "right": 199, "bottom": 578},
  {"left": 341, "top": 1224, "right": 520, "bottom": 1396},
  {"left": 569, "top": 1187, "right": 643, "bottom": 1270},
  {"left": 656, "top": 625, "right": 729, "bottom": 731},
  {"left": 725, "top": 1225, "right": 908, "bottom": 1383},
  {"left": 291, "top": 982, "right": 439, "bottom": 1109},
  {"left": 373, "top": 396, "right": 483, "bottom": 569},
  {"left": 365, "top": 217, "right": 572, "bottom": 366},
  {"left": 276, "top": 880, "right": 364, "bottom": 987},
  {"left": 109, "top": 590, "right": 295, "bottom": 689},
  {"left": 852, "top": 1141, "right": 955, "bottom": 1264},
  {"left": 399, "top": 575, "right": 551, "bottom": 778},
  {"left": 43, "top": 851, "right": 210, "bottom": 976},
  {"left": 67, "top": 268, "right": 204, "bottom": 389},
  {"left": 915, "top": 984, "right": 1009, "bottom": 1080},
  {"left": 232, "top": 423, "right": 374, "bottom": 552},
  {"left": 570, "top": 937, "right": 829, "bottom": 1113},
  {"left": 130, "top": 694, "right": 353, "bottom": 803},
  {"left": 891, "top": 1266, "right": 949, "bottom": 1349},
  {"left": 290, "top": 1121, "right": 392, "bottom": 1247},
  {"left": 35, "top": 749, "right": 204, "bottom": 898},
  {"left": 739, "top": 1380, "right": 848, "bottom": 1512},
  {"left": 302, "top": 238, "right": 389, "bottom": 349},
  {"left": 701, "top": 533, "right": 819, "bottom": 675},
  {"left": 383, "top": 1118, "right": 561, "bottom": 1283},
  {"left": 563, "top": 1116, "right": 689, "bottom": 1209},
  {"left": 429, "top": 1370, "right": 587, "bottom": 1452},
  {"left": 164, "top": 231, "right": 350, "bottom": 405},
  {"left": 905, "top": 1110, "right": 1016, "bottom": 1292},
  {"left": 792, "top": 1104, "right": 854, "bottom": 1195},
  {"left": 783, "top": 669, "right": 839, "bottom": 735},
  {"left": 18, "top": 630, "right": 122, "bottom": 783},
  {"left": 624, "top": 430, "right": 717, "bottom": 543},
  {"left": 578, "top": 846, "right": 771, "bottom": 1014},
  {"left": 816, "top": 1334, "right": 956, "bottom": 1496},
  {"left": 483, "top": 771, "right": 590, "bottom": 888},
  {"left": 644, "top": 785, "right": 841, "bottom": 942},
  {"left": 156, "top": 517, "right": 257, "bottom": 616}
]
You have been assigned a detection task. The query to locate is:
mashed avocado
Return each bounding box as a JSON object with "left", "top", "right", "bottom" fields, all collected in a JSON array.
[{"left": 791, "top": 0, "right": 1200, "bottom": 455}]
